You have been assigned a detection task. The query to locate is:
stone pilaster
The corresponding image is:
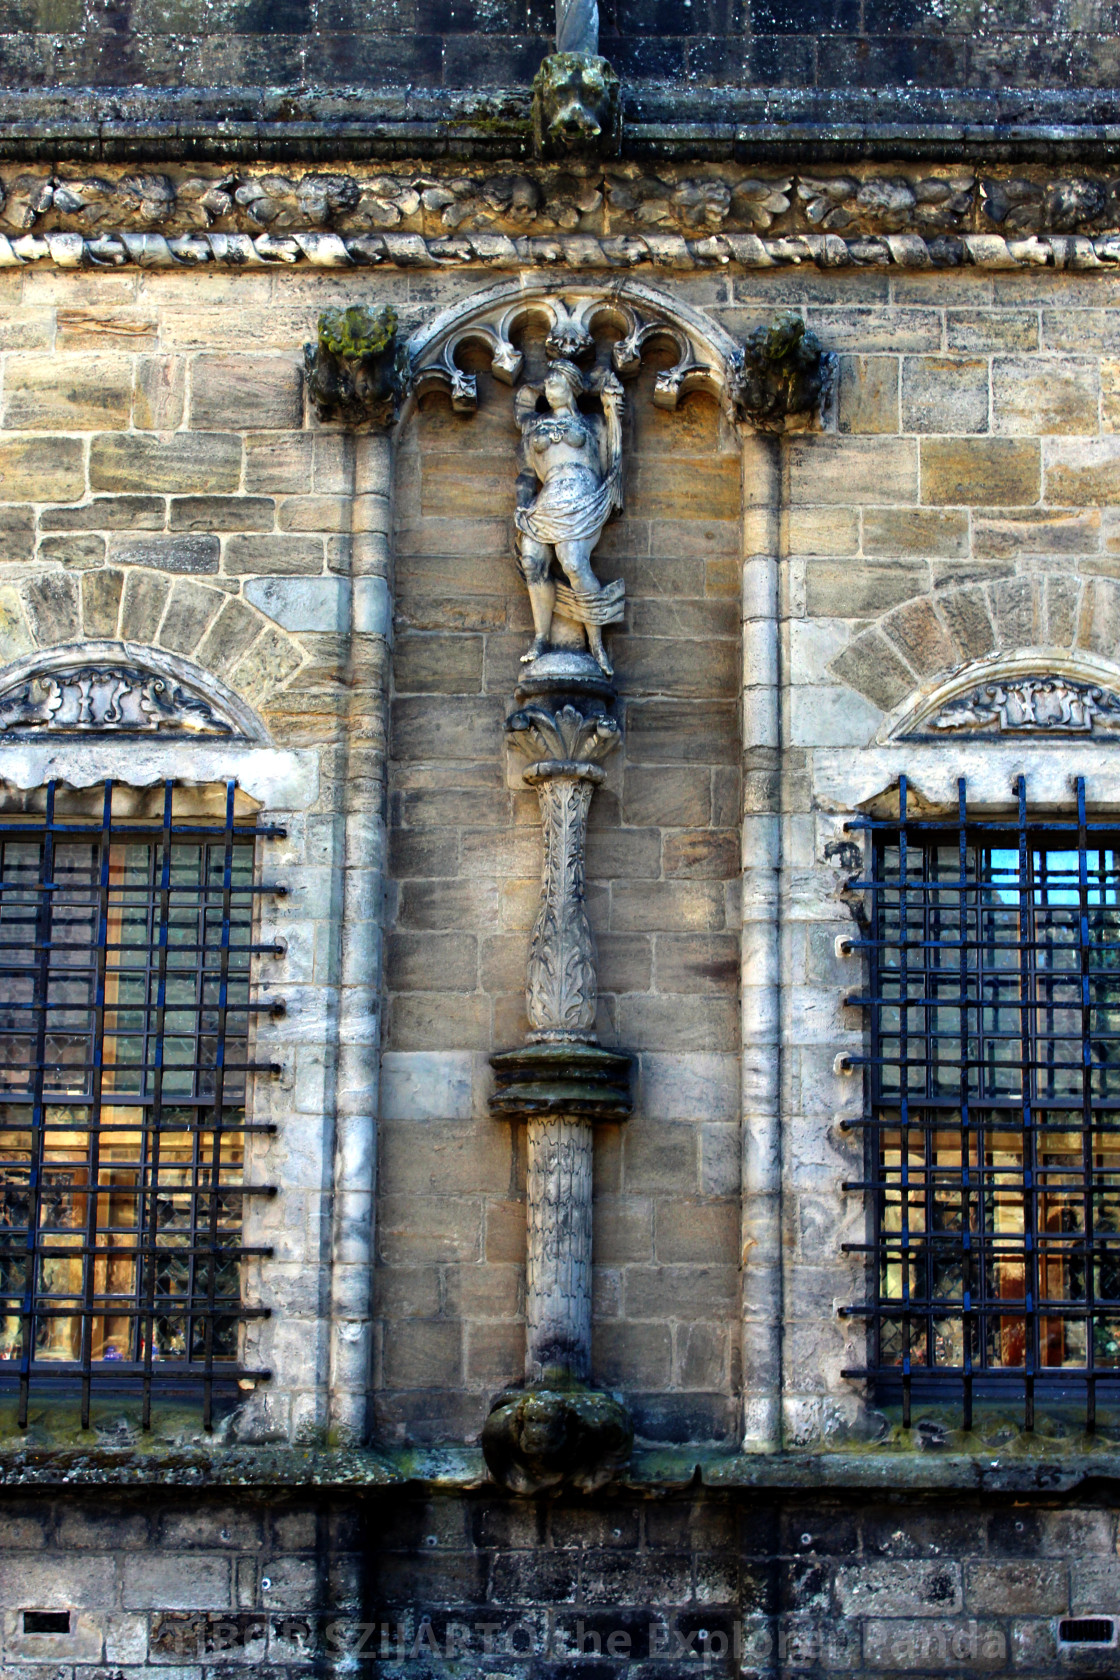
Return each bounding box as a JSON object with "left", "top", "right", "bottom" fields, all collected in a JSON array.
[{"left": 306, "top": 305, "right": 408, "bottom": 1445}]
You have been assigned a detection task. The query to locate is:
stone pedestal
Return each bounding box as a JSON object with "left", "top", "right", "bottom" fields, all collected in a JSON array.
[{"left": 483, "top": 659, "right": 633, "bottom": 1494}]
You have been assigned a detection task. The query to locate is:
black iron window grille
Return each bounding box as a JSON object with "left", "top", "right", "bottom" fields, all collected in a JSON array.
[
  {"left": 0, "top": 779, "right": 284, "bottom": 1430},
  {"left": 842, "top": 775, "right": 1120, "bottom": 1432}
]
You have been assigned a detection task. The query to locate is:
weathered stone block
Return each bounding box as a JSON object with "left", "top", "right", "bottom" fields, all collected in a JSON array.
[
  {"left": 863, "top": 1617, "right": 1005, "bottom": 1671},
  {"left": 936, "top": 585, "right": 996, "bottom": 659},
  {"left": 992, "top": 356, "right": 1099, "bottom": 434},
  {"left": 901, "top": 356, "right": 989, "bottom": 433},
  {"left": 805, "top": 560, "right": 928, "bottom": 617},
  {"left": 1045, "top": 437, "right": 1120, "bottom": 504},
  {"left": 91, "top": 432, "right": 241, "bottom": 494},
  {"left": 158, "top": 579, "right": 223, "bottom": 654},
  {"left": 0, "top": 436, "right": 84, "bottom": 502},
  {"left": 883, "top": 597, "right": 957, "bottom": 675},
  {"left": 22, "top": 572, "right": 79, "bottom": 645},
  {"left": 964, "top": 1560, "right": 1068, "bottom": 1615},
  {"left": 40, "top": 495, "right": 164, "bottom": 531},
  {"left": 393, "top": 632, "right": 485, "bottom": 695},
  {"left": 788, "top": 436, "right": 919, "bottom": 505},
  {"left": 863, "top": 508, "right": 969, "bottom": 558},
  {"left": 838, "top": 355, "right": 899, "bottom": 435},
  {"left": 946, "top": 309, "right": 1039, "bottom": 352},
  {"left": 662, "top": 830, "right": 738, "bottom": 878},
  {"left": 132, "top": 354, "right": 187, "bottom": 431},
  {"left": 245, "top": 431, "right": 315, "bottom": 494},
  {"left": 37, "top": 533, "right": 105, "bottom": 569},
  {"left": 3, "top": 353, "right": 131, "bottom": 430},
  {"left": 611, "top": 881, "right": 725, "bottom": 933},
  {"left": 195, "top": 597, "right": 264, "bottom": 677},
  {"left": 226, "top": 534, "right": 324, "bottom": 575},
  {"left": 920, "top": 437, "right": 1040, "bottom": 504},
  {"left": 190, "top": 354, "right": 303, "bottom": 430},
  {"left": 119, "top": 569, "right": 170, "bottom": 643},
  {"left": 622, "top": 766, "right": 711, "bottom": 828},
  {"left": 830, "top": 629, "right": 916, "bottom": 710},
  {"left": 973, "top": 506, "right": 1100, "bottom": 556},
  {"left": 785, "top": 507, "right": 861, "bottom": 556},
  {"left": 110, "top": 534, "right": 220, "bottom": 573},
  {"left": 81, "top": 566, "right": 124, "bottom": 637},
  {"left": 0, "top": 506, "right": 34, "bottom": 564},
  {"left": 170, "top": 496, "right": 275, "bottom": 532}
]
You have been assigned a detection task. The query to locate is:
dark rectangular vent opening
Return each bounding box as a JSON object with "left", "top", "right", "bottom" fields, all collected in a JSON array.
[
  {"left": 1059, "top": 1619, "right": 1116, "bottom": 1646},
  {"left": 23, "top": 1611, "right": 70, "bottom": 1634}
]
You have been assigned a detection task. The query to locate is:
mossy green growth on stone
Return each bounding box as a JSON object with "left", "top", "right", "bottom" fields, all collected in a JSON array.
[
  {"left": 306, "top": 304, "right": 411, "bottom": 428},
  {"left": 317, "top": 304, "right": 398, "bottom": 361}
]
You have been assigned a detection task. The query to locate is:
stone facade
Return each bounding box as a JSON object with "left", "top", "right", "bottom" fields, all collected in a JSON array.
[{"left": 4, "top": 0, "right": 1120, "bottom": 1669}]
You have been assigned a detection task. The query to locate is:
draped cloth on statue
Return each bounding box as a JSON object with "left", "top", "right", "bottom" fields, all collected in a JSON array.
[{"left": 514, "top": 462, "right": 617, "bottom": 546}]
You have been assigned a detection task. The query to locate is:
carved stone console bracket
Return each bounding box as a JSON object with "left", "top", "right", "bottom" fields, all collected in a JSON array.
[
  {"left": 738, "top": 310, "right": 835, "bottom": 434},
  {"left": 409, "top": 280, "right": 830, "bottom": 430},
  {"left": 305, "top": 303, "right": 411, "bottom": 428}
]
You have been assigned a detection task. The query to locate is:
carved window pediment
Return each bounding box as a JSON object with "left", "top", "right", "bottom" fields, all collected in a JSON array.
[
  {"left": 891, "top": 664, "right": 1120, "bottom": 741},
  {"left": 0, "top": 644, "right": 266, "bottom": 741}
]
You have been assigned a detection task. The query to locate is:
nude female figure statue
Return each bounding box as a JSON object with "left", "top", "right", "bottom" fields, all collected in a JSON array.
[{"left": 514, "top": 358, "right": 625, "bottom": 677}]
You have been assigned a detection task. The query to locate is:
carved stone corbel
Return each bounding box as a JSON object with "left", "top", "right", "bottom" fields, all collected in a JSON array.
[
  {"left": 532, "top": 53, "right": 621, "bottom": 159},
  {"left": 733, "top": 310, "right": 835, "bottom": 433},
  {"left": 305, "top": 303, "right": 411, "bottom": 428}
]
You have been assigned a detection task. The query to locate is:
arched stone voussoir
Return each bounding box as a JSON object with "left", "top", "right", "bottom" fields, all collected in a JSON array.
[{"left": 826, "top": 572, "right": 1091, "bottom": 722}]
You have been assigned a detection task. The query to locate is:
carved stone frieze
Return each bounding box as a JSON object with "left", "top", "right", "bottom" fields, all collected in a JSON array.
[
  {"left": 919, "top": 675, "right": 1120, "bottom": 736},
  {"left": 10, "top": 164, "right": 1120, "bottom": 246},
  {"left": 9, "top": 227, "right": 1120, "bottom": 274},
  {"left": 0, "top": 666, "right": 233, "bottom": 735},
  {"left": 305, "top": 303, "right": 411, "bottom": 427},
  {"left": 0, "top": 646, "right": 263, "bottom": 740}
]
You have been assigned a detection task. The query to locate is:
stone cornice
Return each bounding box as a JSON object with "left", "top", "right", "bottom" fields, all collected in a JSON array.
[
  {"left": 6, "top": 84, "right": 1120, "bottom": 165},
  {"left": 9, "top": 226, "right": 1120, "bottom": 273}
]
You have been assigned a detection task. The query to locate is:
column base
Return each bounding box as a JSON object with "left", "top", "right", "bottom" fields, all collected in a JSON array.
[{"left": 482, "top": 1378, "right": 633, "bottom": 1495}]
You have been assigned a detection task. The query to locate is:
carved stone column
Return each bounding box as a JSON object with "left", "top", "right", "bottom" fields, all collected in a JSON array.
[{"left": 484, "top": 685, "right": 633, "bottom": 1495}]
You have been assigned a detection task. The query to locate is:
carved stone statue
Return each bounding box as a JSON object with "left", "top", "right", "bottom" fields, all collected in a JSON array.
[{"left": 514, "top": 359, "right": 625, "bottom": 677}]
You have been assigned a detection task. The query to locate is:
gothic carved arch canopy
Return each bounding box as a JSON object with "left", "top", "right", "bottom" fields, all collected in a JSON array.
[
  {"left": 406, "top": 276, "right": 754, "bottom": 421},
  {"left": 0, "top": 643, "right": 268, "bottom": 742}
]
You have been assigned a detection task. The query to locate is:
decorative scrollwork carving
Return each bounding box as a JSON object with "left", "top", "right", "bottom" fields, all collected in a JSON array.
[
  {"left": 922, "top": 674, "right": 1120, "bottom": 736},
  {"left": 0, "top": 646, "right": 262, "bottom": 739}
]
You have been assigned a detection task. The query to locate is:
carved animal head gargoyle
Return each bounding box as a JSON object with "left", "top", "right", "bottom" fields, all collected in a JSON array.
[
  {"left": 531, "top": 52, "right": 621, "bottom": 159},
  {"left": 735, "top": 310, "right": 833, "bottom": 433},
  {"left": 305, "top": 303, "right": 411, "bottom": 428}
]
